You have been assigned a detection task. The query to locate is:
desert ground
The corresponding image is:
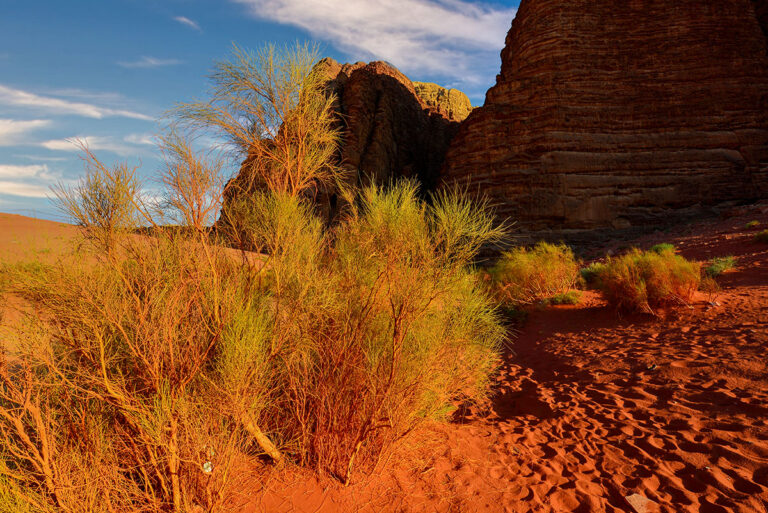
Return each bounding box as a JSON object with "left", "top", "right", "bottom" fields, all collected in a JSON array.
[
  {"left": 242, "top": 207, "right": 768, "bottom": 513},
  {"left": 2, "top": 207, "right": 767, "bottom": 513}
]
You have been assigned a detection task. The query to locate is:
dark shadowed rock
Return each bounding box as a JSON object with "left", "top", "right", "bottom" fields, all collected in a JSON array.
[
  {"left": 314, "top": 58, "right": 464, "bottom": 193},
  {"left": 754, "top": 0, "right": 768, "bottom": 42},
  {"left": 442, "top": 0, "right": 768, "bottom": 240}
]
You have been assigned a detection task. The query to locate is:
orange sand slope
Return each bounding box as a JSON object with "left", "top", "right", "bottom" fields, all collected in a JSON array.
[
  {"left": 0, "top": 212, "right": 78, "bottom": 264},
  {"left": 247, "top": 209, "right": 768, "bottom": 513}
]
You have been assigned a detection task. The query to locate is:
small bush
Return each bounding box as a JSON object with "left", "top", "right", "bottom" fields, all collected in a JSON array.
[
  {"left": 755, "top": 230, "right": 768, "bottom": 244},
  {"left": 704, "top": 256, "right": 736, "bottom": 277},
  {"left": 546, "top": 290, "right": 582, "bottom": 305},
  {"left": 581, "top": 261, "right": 607, "bottom": 289},
  {"left": 745, "top": 220, "right": 760, "bottom": 230},
  {"left": 650, "top": 243, "right": 676, "bottom": 254},
  {"left": 700, "top": 275, "right": 721, "bottom": 298},
  {"left": 490, "top": 242, "right": 581, "bottom": 306},
  {"left": 595, "top": 248, "right": 701, "bottom": 314}
]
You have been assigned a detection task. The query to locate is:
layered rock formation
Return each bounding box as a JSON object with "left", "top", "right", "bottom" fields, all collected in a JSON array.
[{"left": 443, "top": 0, "right": 768, "bottom": 237}]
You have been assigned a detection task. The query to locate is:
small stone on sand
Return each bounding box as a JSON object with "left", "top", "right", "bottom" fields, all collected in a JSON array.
[{"left": 626, "top": 493, "right": 654, "bottom": 513}]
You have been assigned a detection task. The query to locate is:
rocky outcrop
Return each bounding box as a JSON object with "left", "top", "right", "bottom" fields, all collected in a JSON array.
[
  {"left": 413, "top": 82, "right": 473, "bottom": 122},
  {"left": 314, "top": 59, "right": 464, "bottom": 193},
  {"left": 226, "top": 58, "right": 466, "bottom": 216},
  {"left": 442, "top": 0, "right": 768, "bottom": 238}
]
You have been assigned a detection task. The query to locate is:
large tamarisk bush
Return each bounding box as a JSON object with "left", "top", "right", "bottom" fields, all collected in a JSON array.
[
  {"left": 220, "top": 181, "right": 506, "bottom": 484},
  {"left": 0, "top": 42, "right": 506, "bottom": 512}
]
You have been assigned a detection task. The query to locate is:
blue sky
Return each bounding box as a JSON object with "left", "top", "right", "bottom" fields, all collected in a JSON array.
[{"left": 0, "top": 0, "right": 517, "bottom": 220}]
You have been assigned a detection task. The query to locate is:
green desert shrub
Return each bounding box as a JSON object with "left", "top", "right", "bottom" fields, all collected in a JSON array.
[
  {"left": 649, "top": 243, "right": 676, "bottom": 254},
  {"left": 0, "top": 41, "right": 508, "bottom": 511},
  {"left": 745, "top": 220, "right": 760, "bottom": 230},
  {"left": 490, "top": 242, "right": 581, "bottom": 306},
  {"left": 580, "top": 261, "right": 607, "bottom": 289},
  {"left": 594, "top": 248, "right": 701, "bottom": 314},
  {"left": 704, "top": 256, "right": 737, "bottom": 278},
  {"left": 755, "top": 230, "right": 768, "bottom": 244},
  {"left": 1, "top": 173, "right": 505, "bottom": 512},
  {"left": 237, "top": 182, "right": 506, "bottom": 483},
  {"left": 545, "top": 290, "right": 583, "bottom": 305}
]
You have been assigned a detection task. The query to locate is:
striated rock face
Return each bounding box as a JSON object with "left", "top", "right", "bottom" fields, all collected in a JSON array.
[
  {"left": 413, "top": 82, "right": 473, "bottom": 122},
  {"left": 443, "top": 0, "right": 768, "bottom": 237}
]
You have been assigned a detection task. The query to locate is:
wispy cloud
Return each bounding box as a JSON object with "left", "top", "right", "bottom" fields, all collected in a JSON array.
[
  {"left": 0, "top": 119, "right": 52, "bottom": 146},
  {"left": 118, "top": 56, "right": 183, "bottom": 69},
  {"left": 0, "top": 84, "right": 153, "bottom": 121},
  {"left": 232, "top": 0, "right": 515, "bottom": 88},
  {"left": 0, "top": 164, "right": 59, "bottom": 198},
  {"left": 13, "top": 154, "right": 68, "bottom": 162},
  {"left": 124, "top": 133, "right": 156, "bottom": 146},
  {"left": 40, "top": 135, "right": 155, "bottom": 157},
  {"left": 0, "top": 163, "right": 55, "bottom": 179},
  {"left": 174, "top": 16, "right": 201, "bottom": 31},
  {"left": 0, "top": 182, "right": 51, "bottom": 198}
]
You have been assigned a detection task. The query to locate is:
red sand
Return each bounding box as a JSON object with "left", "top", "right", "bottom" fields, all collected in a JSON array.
[{"left": 2, "top": 209, "right": 767, "bottom": 512}]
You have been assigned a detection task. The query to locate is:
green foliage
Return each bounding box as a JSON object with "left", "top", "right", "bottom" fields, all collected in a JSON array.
[
  {"left": 1, "top": 177, "right": 505, "bottom": 510},
  {"left": 649, "top": 243, "right": 675, "bottom": 254},
  {"left": 595, "top": 248, "right": 701, "bottom": 314},
  {"left": 704, "top": 256, "right": 736, "bottom": 278},
  {"left": 490, "top": 242, "right": 581, "bottom": 306},
  {"left": 546, "top": 290, "right": 583, "bottom": 306},
  {"left": 755, "top": 230, "right": 768, "bottom": 244},
  {"left": 252, "top": 181, "right": 506, "bottom": 482},
  {"left": 173, "top": 42, "right": 343, "bottom": 198},
  {"left": 745, "top": 220, "right": 760, "bottom": 230},
  {"left": 51, "top": 143, "right": 141, "bottom": 255},
  {"left": 0, "top": 41, "right": 509, "bottom": 510},
  {"left": 580, "top": 262, "right": 607, "bottom": 289}
]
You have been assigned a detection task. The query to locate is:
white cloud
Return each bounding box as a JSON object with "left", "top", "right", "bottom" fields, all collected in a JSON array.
[
  {"left": 0, "top": 164, "right": 52, "bottom": 179},
  {"left": 124, "top": 133, "right": 156, "bottom": 146},
  {"left": 118, "top": 56, "right": 183, "bottom": 69},
  {"left": 0, "top": 119, "right": 51, "bottom": 146},
  {"left": 40, "top": 135, "right": 154, "bottom": 157},
  {"left": 0, "top": 164, "right": 60, "bottom": 198},
  {"left": 232, "top": 0, "right": 515, "bottom": 85},
  {"left": 13, "top": 154, "right": 68, "bottom": 162},
  {"left": 0, "top": 181, "right": 51, "bottom": 198},
  {"left": 0, "top": 84, "right": 153, "bottom": 121},
  {"left": 174, "top": 16, "right": 201, "bottom": 31}
]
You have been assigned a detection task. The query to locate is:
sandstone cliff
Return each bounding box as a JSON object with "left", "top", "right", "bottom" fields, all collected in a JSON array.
[{"left": 442, "top": 0, "right": 768, "bottom": 237}]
